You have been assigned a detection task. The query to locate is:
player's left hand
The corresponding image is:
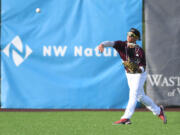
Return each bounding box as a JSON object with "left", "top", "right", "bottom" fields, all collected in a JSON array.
[{"left": 123, "top": 60, "right": 139, "bottom": 73}]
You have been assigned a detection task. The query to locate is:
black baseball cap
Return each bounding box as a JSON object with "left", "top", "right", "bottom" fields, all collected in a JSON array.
[{"left": 129, "top": 28, "right": 141, "bottom": 40}]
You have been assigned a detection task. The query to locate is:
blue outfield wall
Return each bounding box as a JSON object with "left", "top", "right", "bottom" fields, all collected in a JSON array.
[{"left": 1, "top": 0, "right": 142, "bottom": 109}]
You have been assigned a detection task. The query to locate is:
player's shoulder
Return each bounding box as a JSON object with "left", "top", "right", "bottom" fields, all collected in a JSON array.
[
  {"left": 114, "top": 40, "right": 127, "bottom": 45},
  {"left": 135, "top": 44, "right": 143, "bottom": 49},
  {"left": 135, "top": 45, "right": 145, "bottom": 53}
]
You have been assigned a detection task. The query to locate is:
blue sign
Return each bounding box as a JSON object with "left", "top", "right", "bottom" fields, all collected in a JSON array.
[{"left": 1, "top": 0, "right": 142, "bottom": 109}]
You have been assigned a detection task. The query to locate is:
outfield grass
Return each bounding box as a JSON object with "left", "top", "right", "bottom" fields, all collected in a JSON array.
[{"left": 0, "top": 111, "right": 180, "bottom": 135}]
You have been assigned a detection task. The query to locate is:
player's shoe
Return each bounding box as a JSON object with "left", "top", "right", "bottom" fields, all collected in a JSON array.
[
  {"left": 158, "top": 105, "right": 167, "bottom": 124},
  {"left": 113, "top": 118, "right": 131, "bottom": 125}
]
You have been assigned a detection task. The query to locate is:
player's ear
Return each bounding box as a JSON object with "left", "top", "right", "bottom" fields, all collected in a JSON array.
[{"left": 135, "top": 36, "right": 139, "bottom": 41}]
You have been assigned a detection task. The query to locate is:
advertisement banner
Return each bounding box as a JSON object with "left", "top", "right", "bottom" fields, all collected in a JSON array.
[
  {"left": 145, "top": 0, "right": 180, "bottom": 106},
  {"left": 1, "top": 0, "right": 142, "bottom": 109}
]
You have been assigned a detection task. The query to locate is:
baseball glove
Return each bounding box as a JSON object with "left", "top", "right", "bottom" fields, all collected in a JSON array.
[{"left": 123, "top": 58, "right": 139, "bottom": 73}]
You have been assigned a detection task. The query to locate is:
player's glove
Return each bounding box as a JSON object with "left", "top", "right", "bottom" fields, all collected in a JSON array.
[{"left": 123, "top": 58, "right": 140, "bottom": 73}]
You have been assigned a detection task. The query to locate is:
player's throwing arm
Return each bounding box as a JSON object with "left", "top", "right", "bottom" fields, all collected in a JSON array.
[{"left": 98, "top": 41, "right": 115, "bottom": 53}]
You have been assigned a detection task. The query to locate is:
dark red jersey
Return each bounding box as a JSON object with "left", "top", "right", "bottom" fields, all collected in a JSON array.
[{"left": 113, "top": 40, "right": 146, "bottom": 72}]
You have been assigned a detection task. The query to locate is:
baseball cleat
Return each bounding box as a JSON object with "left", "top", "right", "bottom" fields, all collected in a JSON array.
[
  {"left": 113, "top": 118, "right": 132, "bottom": 125},
  {"left": 158, "top": 105, "right": 167, "bottom": 124}
]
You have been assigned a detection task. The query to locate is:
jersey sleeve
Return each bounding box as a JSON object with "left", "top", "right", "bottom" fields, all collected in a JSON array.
[
  {"left": 101, "top": 41, "right": 115, "bottom": 47},
  {"left": 113, "top": 40, "right": 126, "bottom": 51}
]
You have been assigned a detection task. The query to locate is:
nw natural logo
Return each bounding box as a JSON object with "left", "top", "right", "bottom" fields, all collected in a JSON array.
[{"left": 3, "top": 36, "right": 32, "bottom": 66}]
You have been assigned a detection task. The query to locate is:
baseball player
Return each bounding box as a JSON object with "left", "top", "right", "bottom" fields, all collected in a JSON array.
[{"left": 98, "top": 28, "right": 167, "bottom": 125}]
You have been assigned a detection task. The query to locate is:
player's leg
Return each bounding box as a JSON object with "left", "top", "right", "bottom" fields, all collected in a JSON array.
[
  {"left": 113, "top": 73, "right": 141, "bottom": 124},
  {"left": 137, "top": 72, "right": 167, "bottom": 124},
  {"left": 121, "top": 73, "right": 141, "bottom": 119},
  {"left": 138, "top": 89, "right": 161, "bottom": 115},
  {"left": 135, "top": 72, "right": 161, "bottom": 115},
  {"left": 138, "top": 89, "right": 167, "bottom": 124}
]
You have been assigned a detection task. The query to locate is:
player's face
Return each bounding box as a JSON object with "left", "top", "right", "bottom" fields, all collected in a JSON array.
[{"left": 127, "top": 32, "right": 137, "bottom": 43}]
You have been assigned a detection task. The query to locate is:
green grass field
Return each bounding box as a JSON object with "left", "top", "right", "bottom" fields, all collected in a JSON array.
[{"left": 0, "top": 111, "right": 180, "bottom": 135}]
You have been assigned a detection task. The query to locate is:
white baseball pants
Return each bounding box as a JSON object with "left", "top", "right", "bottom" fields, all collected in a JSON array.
[{"left": 121, "top": 71, "right": 161, "bottom": 119}]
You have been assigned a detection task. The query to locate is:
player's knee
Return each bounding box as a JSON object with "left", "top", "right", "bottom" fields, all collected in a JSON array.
[{"left": 137, "top": 95, "right": 144, "bottom": 102}]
